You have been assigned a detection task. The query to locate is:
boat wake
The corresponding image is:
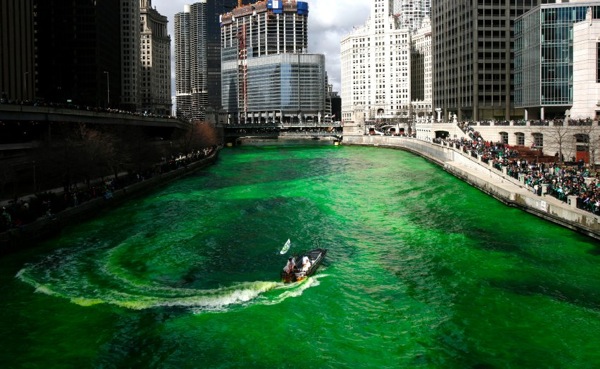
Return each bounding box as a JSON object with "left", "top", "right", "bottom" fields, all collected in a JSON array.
[{"left": 15, "top": 247, "right": 327, "bottom": 313}]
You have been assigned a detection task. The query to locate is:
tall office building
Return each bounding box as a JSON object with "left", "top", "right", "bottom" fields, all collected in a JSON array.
[
  {"left": 515, "top": 1, "right": 600, "bottom": 120},
  {"left": 432, "top": 0, "right": 538, "bottom": 122},
  {"left": 120, "top": 0, "right": 142, "bottom": 111},
  {"left": 571, "top": 9, "right": 600, "bottom": 120},
  {"left": 6, "top": 1, "right": 167, "bottom": 112},
  {"left": 393, "top": 0, "right": 430, "bottom": 32},
  {"left": 175, "top": 3, "right": 205, "bottom": 121},
  {"left": 0, "top": 0, "right": 35, "bottom": 103},
  {"left": 34, "top": 0, "right": 122, "bottom": 108},
  {"left": 140, "top": 0, "right": 172, "bottom": 116},
  {"left": 220, "top": 0, "right": 326, "bottom": 124},
  {"left": 411, "top": 17, "right": 432, "bottom": 121},
  {"left": 175, "top": 1, "right": 241, "bottom": 122},
  {"left": 341, "top": 0, "right": 415, "bottom": 126}
]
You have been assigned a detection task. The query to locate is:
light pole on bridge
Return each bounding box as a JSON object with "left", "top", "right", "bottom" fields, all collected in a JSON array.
[{"left": 103, "top": 71, "right": 110, "bottom": 107}]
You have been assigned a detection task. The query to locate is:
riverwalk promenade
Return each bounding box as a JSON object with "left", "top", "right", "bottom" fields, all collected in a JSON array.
[
  {"left": 0, "top": 149, "right": 219, "bottom": 253},
  {"left": 344, "top": 135, "right": 600, "bottom": 241}
]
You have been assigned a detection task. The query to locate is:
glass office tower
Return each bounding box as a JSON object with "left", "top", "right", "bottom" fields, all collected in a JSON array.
[
  {"left": 220, "top": 0, "right": 326, "bottom": 124},
  {"left": 515, "top": 2, "right": 600, "bottom": 120}
]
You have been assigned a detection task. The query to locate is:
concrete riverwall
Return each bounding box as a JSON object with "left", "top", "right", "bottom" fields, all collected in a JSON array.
[{"left": 344, "top": 135, "right": 600, "bottom": 240}]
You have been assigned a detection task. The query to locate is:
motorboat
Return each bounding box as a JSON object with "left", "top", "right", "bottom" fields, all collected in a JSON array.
[{"left": 281, "top": 248, "right": 327, "bottom": 283}]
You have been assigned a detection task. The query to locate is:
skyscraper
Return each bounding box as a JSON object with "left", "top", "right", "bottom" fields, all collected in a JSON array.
[
  {"left": 411, "top": 17, "right": 432, "bottom": 122},
  {"left": 175, "top": 1, "right": 241, "bottom": 122},
  {"left": 175, "top": 3, "right": 204, "bottom": 121},
  {"left": 140, "top": 0, "right": 172, "bottom": 116},
  {"left": 0, "top": 0, "right": 35, "bottom": 103},
  {"left": 393, "top": 0, "right": 430, "bottom": 32},
  {"left": 220, "top": 0, "right": 326, "bottom": 125},
  {"left": 341, "top": 0, "right": 428, "bottom": 128},
  {"left": 120, "top": 0, "right": 142, "bottom": 111},
  {"left": 514, "top": 2, "right": 600, "bottom": 120},
  {"left": 34, "top": 0, "right": 122, "bottom": 108},
  {"left": 431, "top": 0, "right": 538, "bottom": 122}
]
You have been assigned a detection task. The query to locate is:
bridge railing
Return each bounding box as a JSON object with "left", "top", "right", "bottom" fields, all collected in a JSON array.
[
  {"left": 0, "top": 103, "right": 189, "bottom": 129},
  {"left": 220, "top": 122, "right": 341, "bottom": 129}
]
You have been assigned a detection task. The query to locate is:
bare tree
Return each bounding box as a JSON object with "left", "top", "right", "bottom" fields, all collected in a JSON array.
[
  {"left": 118, "top": 127, "right": 164, "bottom": 175},
  {"left": 573, "top": 120, "right": 600, "bottom": 170},
  {"left": 30, "top": 123, "right": 121, "bottom": 193},
  {"left": 528, "top": 120, "right": 572, "bottom": 164},
  {"left": 173, "top": 120, "right": 220, "bottom": 154}
]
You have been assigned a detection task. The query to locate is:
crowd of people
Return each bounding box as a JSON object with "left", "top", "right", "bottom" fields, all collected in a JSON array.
[
  {"left": 434, "top": 126, "right": 600, "bottom": 216},
  {"left": 0, "top": 146, "right": 217, "bottom": 233}
]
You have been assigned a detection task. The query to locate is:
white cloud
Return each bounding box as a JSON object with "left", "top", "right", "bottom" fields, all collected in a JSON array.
[
  {"left": 152, "top": 0, "right": 370, "bottom": 93},
  {"left": 307, "top": 0, "right": 370, "bottom": 91}
]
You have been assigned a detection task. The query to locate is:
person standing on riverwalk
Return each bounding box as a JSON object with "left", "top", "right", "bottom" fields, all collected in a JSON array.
[{"left": 1, "top": 207, "right": 12, "bottom": 230}]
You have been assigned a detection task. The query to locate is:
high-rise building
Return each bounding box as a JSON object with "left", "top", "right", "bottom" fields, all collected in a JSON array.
[
  {"left": 341, "top": 0, "right": 415, "bottom": 127},
  {"left": 571, "top": 9, "right": 600, "bottom": 120},
  {"left": 140, "top": 0, "right": 172, "bottom": 116},
  {"left": 175, "top": 1, "right": 241, "bottom": 122},
  {"left": 34, "top": 0, "right": 122, "bottom": 108},
  {"left": 432, "top": 0, "right": 539, "bottom": 122},
  {"left": 411, "top": 17, "right": 432, "bottom": 123},
  {"left": 0, "top": 0, "right": 35, "bottom": 103},
  {"left": 515, "top": 1, "right": 600, "bottom": 120},
  {"left": 175, "top": 3, "right": 205, "bottom": 121},
  {"left": 393, "top": 0, "right": 430, "bottom": 32},
  {"left": 5, "top": 1, "right": 168, "bottom": 112},
  {"left": 220, "top": 0, "right": 327, "bottom": 125},
  {"left": 120, "top": 0, "right": 142, "bottom": 111}
]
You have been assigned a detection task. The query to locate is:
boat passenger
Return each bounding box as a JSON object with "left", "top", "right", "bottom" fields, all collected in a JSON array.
[
  {"left": 283, "top": 257, "right": 296, "bottom": 274},
  {"left": 301, "top": 255, "right": 311, "bottom": 272}
]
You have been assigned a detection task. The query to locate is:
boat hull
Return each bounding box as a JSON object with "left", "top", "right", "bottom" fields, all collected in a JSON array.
[{"left": 281, "top": 248, "right": 327, "bottom": 283}]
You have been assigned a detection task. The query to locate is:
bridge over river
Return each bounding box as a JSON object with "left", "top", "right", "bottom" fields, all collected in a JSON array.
[
  {"left": 0, "top": 103, "right": 189, "bottom": 130},
  {"left": 222, "top": 122, "right": 343, "bottom": 144}
]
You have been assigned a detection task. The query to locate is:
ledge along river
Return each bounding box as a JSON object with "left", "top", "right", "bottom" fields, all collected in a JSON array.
[{"left": 2, "top": 143, "right": 600, "bottom": 368}]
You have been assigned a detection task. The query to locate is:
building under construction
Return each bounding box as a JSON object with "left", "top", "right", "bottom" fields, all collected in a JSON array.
[{"left": 220, "top": 0, "right": 327, "bottom": 125}]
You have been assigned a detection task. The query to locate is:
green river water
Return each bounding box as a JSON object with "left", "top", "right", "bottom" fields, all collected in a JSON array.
[{"left": 1, "top": 144, "right": 600, "bottom": 369}]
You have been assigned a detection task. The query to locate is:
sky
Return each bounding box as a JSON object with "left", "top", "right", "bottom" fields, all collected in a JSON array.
[{"left": 151, "top": 0, "right": 371, "bottom": 93}]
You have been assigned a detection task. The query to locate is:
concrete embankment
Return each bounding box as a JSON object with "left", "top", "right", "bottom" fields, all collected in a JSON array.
[
  {"left": 343, "top": 135, "right": 600, "bottom": 241},
  {"left": 0, "top": 152, "right": 219, "bottom": 254}
]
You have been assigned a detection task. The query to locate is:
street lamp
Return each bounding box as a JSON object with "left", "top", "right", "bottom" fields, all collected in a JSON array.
[
  {"left": 103, "top": 71, "right": 110, "bottom": 107},
  {"left": 23, "top": 71, "right": 29, "bottom": 101}
]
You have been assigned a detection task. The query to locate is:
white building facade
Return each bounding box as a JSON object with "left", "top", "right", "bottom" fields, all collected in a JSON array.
[
  {"left": 571, "top": 10, "right": 600, "bottom": 120},
  {"left": 410, "top": 17, "right": 432, "bottom": 124},
  {"left": 140, "top": 0, "right": 172, "bottom": 116},
  {"left": 341, "top": 0, "right": 430, "bottom": 134},
  {"left": 393, "top": 0, "right": 430, "bottom": 32}
]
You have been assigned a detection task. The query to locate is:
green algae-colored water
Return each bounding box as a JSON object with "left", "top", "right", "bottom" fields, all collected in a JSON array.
[{"left": 1, "top": 144, "right": 600, "bottom": 368}]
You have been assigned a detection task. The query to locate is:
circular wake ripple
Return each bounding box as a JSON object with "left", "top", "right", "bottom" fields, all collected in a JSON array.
[{"left": 14, "top": 244, "right": 322, "bottom": 312}]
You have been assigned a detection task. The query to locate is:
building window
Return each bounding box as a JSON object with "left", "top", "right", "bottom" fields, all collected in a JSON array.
[
  {"left": 532, "top": 133, "right": 543, "bottom": 148},
  {"left": 575, "top": 133, "right": 589, "bottom": 144},
  {"left": 499, "top": 132, "right": 508, "bottom": 144},
  {"left": 515, "top": 132, "right": 525, "bottom": 146}
]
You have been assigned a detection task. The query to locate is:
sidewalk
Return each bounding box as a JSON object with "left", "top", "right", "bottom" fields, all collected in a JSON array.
[
  {"left": 1, "top": 172, "right": 129, "bottom": 208},
  {"left": 1, "top": 150, "right": 220, "bottom": 250}
]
